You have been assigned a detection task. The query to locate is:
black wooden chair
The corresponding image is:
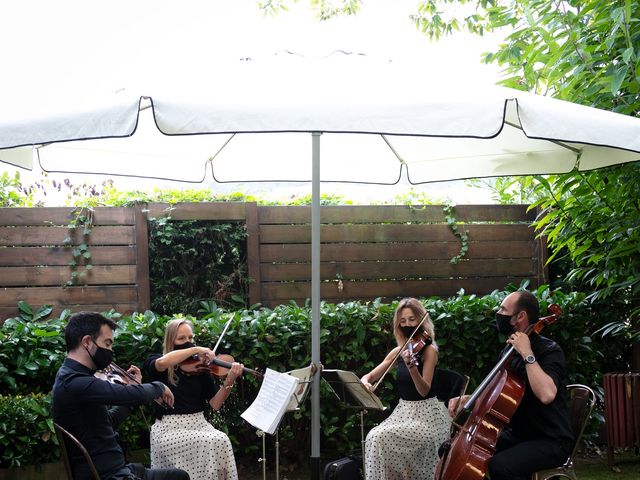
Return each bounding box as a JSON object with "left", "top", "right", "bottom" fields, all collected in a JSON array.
[
  {"left": 531, "top": 384, "right": 596, "bottom": 480},
  {"left": 54, "top": 422, "right": 101, "bottom": 480},
  {"left": 432, "top": 368, "right": 469, "bottom": 407}
]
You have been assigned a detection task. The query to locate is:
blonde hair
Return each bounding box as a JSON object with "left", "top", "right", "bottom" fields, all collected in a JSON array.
[
  {"left": 163, "top": 318, "right": 194, "bottom": 386},
  {"left": 392, "top": 298, "right": 437, "bottom": 350}
]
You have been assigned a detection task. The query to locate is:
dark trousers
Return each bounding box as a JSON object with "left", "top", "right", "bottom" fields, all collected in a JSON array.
[
  {"left": 488, "top": 429, "right": 570, "bottom": 480},
  {"left": 111, "top": 463, "right": 190, "bottom": 480}
]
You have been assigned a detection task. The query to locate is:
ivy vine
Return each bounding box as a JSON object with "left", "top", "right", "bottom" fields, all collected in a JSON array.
[
  {"left": 442, "top": 204, "right": 469, "bottom": 264},
  {"left": 63, "top": 207, "right": 94, "bottom": 287}
]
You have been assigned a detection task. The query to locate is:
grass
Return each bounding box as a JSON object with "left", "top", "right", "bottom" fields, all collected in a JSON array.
[
  {"left": 236, "top": 449, "right": 640, "bottom": 480},
  {"left": 574, "top": 450, "right": 640, "bottom": 480}
]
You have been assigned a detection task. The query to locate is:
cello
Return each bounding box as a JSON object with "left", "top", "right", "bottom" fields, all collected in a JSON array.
[{"left": 435, "top": 303, "right": 562, "bottom": 480}]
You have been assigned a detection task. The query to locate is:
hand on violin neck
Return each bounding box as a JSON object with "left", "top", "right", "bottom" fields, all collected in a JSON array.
[
  {"left": 227, "top": 362, "right": 244, "bottom": 382},
  {"left": 401, "top": 349, "right": 416, "bottom": 368},
  {"left": 126, "top": 365, "right": 142, "bottom": 383}
]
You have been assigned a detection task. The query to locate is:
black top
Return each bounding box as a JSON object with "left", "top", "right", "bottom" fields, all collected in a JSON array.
[
  {"left": 396, "top": 355, "right": 436, "bottom": 401},
  {"left": 504, "top": 334, "right": 574, "bottom": 443},
  {"left": 51, "top": 358, "right": 165, "bottom": 480},
  {"left": 144, "top": 354, "right": 219, "bottom": 418}
]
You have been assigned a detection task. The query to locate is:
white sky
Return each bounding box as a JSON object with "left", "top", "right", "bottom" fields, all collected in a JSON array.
[{"left": 1, "top": 0, "right": 504, "bottom": 204}]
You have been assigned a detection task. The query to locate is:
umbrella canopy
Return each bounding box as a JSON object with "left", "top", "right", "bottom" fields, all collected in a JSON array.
[
  {"left": 2, "top": 54, "right": 640, "bottom": 477},
  {"left": 2, "top": 55, "right": 640, "bottom": 181}
]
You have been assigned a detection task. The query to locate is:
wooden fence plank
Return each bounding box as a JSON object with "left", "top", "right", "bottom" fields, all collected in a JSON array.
[
  {"left": 0, "top": 226, "right": 135, "bottom": 246},
  {"left": 0, "top": 207, "right": 135, "bottom": 226},
  {"left": 0, "top": 246, "right": 136, "bottom": 266},
  {"left": 0, "top": 304, "right": 139, "bottom": 320},
  {"left": 0, "top": 266, "right": 136, "bottom": 287},
  {"left": 261, "top": 277, "right": 528, "bottom": 301},
  {"left": 258, "top": 205, "right": 534, "bottom": 224},
  {"left": 0, "top": 286, "right": 138, "bottom": 305},
  {"left": 246, "top": 202, "right": 261, "bottom": 306},
  {"left": 145, "top": 202, "right": 247, "bottom": 220},
  {"left": 260, "top": 258, "right": 535, "bottom": 281},
  {"left": 134, "top": 206, "right": 150, "bottom": 311},
  {"left": 260, "top": 241, "right": 537, "bottom": 262},
  {"left": 259, "top": 223, "right": 536, "bottom": 243}
]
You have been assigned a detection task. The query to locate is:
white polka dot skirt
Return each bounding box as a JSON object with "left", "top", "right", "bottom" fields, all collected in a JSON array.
[
  {"left": 150, "top": 412, "right": 239, "bottom": 480},
  {"left": 364, "top": 397, "right": 450, "bottom": 480}
]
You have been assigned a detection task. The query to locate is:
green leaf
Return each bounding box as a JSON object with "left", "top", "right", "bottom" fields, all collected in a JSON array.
[{"left": 610, "top": 65, "right": 629, "bottom": 94}]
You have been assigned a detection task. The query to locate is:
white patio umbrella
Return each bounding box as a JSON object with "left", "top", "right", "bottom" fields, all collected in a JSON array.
[{"left": 2, "top": 54, "right": 640, "bottom": 477}]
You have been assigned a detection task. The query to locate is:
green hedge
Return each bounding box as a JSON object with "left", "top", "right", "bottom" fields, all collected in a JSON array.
[
  {"left": 0, "top": 394, "right": 57, "bottom": 468},
  {"left": 148, "top": 219, "right": 248, "bottom": 315},
  {"left": 0, "top": 287, "right": 630, "bottom": 468}
]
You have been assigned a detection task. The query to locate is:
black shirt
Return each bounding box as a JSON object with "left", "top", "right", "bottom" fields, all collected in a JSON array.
[
  {"left": 396, "top": 356, "right": 436, "bottom": 401},
  {"left": 51, "top": 358, "right": 166, "bottom": 479},
  {"left": 144, "top": 354, "right": 218, "bottom": 418},
  {"left": 504, "top": 334, "right": 573, "bottom": 443}
]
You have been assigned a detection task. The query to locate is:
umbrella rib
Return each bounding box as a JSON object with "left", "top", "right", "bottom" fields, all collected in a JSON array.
[
  {"left": 504, "top": 120, "right": 582, "bottom": 154},
  {"left": 380, "top": 134, "right": 406, "bottom": 165},
  {"left": 208, "top": 133, "right": 236, "bottom": 162}
]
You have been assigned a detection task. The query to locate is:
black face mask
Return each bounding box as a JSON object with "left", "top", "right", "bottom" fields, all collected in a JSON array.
[
  {"left": 173, "top": 341, "right": 195, "bottom": 351},
  {"left": 400, "top": 326, "right": 417, "bottom": 339},
  {"left": 86, "top": 340, "right": 113, "bottom": 371},
  {"left": 495, "top": 313, "right": 515, "bottom": 335}
]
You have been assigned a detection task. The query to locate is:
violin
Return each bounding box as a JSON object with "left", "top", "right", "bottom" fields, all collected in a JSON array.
[
  {"left": 435, "top": 304, "right": 562, "bottom": 480},
  {"left": 407, "top": 330, "right": 433, "bottom": 367},
  {"left": 94, "top": 363, "right": 136, "bottom": 385},
  {"left": 180, "top": 353, "right": 263, "bottom": 379},
  {"left": 95, "top": 361, "right": 174, "bottom": 410}
]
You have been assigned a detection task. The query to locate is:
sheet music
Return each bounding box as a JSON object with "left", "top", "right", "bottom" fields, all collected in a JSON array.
[
  {"left": 323, "top": 369, "right": 386, "bottom": 411},
  {"left": 241, "top": 368, "right": 300, "bottom": 434}
]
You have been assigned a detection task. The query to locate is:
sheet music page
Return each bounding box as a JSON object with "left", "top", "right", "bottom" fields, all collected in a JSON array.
[
  {"left": 285, "top": 365, "right": 313, "bottom": 412},
  {"left": 241, "top": 368, "right": 299, "bottom": 434}
]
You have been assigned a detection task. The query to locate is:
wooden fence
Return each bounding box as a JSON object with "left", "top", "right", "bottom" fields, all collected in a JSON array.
[
  {"left": 0, "top": 207, "right": 149, "bottom": 320},
  {"left": 0, "top": 203, "right": 547, "bottom": 320},
  {"left": 250, "top": 204, "right": 547, "bottom": 307}
]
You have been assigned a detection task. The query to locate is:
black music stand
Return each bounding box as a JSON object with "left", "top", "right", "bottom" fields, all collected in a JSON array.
[{"left": 322, "top": 369, "right": 386, "bottom": 478}]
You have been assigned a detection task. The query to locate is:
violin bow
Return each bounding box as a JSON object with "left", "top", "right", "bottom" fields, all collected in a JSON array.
[{"left": 210, "top": 317, "right": 233, "bottom": 357}]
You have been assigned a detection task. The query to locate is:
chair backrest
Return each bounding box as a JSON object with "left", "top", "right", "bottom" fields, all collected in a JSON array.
[
  {"left": 565, "top": 384, "right": 596, "bottom": 463},
  {"left": 433, "top": 368, "right": 469, "bottom": 407},
  {"left": 54, "top": 422, "right": 101, "bottom": 480}
]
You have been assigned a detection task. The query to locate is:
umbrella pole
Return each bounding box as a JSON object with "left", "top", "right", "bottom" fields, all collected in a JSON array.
[{"left": 311, "top": 132, "right": 322, "bottom": 480}]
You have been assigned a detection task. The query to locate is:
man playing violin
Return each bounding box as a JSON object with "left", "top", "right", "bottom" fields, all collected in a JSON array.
[
  {"left": 144, "top": 318, "right": 243, "bottom": 480},
  {"left": 52, "top": 311, "right": 189, "bottom": 480},
  {"left": 448, "top": 291, "right": 573, "bottom": 480}
]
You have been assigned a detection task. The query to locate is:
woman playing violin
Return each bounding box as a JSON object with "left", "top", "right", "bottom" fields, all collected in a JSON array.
[
  {"left": 144, "top": 318, "right": 243, "bottom": 480},
  {"left": 360, "top": 298, "right": 449, "bottom": 480}
]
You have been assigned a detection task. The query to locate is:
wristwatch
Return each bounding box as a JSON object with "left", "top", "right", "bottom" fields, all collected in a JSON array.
[{"left": 524, "top": 354, "right": 536, "bottom": 364}]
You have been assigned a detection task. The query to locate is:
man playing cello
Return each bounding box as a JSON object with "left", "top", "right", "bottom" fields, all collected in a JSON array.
[{"left": 447, "top": 291, "right": 573, "bottom": 480}]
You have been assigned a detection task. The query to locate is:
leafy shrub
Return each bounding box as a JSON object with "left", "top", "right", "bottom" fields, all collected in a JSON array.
[
  {"left": 0, "top": 394, "right": 57, "bottom": 468},
  {"left": 148, "top": 219, "right": 248, "bottom": 315},
  {"left": 0, "top": 305, "right": 69, "bottom": 394},
  {"left": 0, "top": 289, "right": 629, "bottom": 467}
]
